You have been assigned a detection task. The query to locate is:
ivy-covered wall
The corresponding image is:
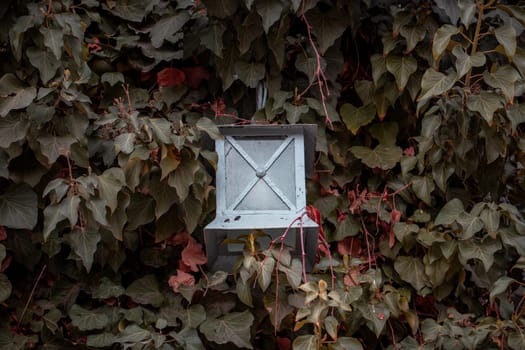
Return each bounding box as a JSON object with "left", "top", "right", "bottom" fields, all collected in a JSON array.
[{"left": 0, "top": 0, "right": 524, "bottom": 349}]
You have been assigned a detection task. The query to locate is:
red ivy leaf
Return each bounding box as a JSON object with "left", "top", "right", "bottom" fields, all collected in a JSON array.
[
  {"left": 182, "top": 66, "right": 210, "bottom": 88},
  {"left": 0, "top": 226, "right": 6, "bottom": 241},
  {"left": 168, "top": 269, "right": 195, "bottom": 293},
  {"left": 157, "top": 68, "right": 186, "bottom": 87},
  {"left": 337, "top": 237, "right": 362, "bottom": 257},
  {"left": 181, "top": 237, "right": 207, "bottom": 272}
]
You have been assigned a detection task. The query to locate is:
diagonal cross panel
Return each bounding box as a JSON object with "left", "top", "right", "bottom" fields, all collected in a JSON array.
[{"left": 226, "top": 136, "right": 295, "bottom": 211}]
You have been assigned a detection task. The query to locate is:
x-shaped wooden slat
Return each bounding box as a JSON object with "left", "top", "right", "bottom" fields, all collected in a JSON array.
[{"left": 226, "top": 136, "right": 295, "bottom": 211}]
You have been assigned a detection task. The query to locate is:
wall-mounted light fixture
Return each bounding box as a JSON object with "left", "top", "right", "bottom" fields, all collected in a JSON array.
[{"left": 204, "top": 124, "right": 318, "bottom": 271}]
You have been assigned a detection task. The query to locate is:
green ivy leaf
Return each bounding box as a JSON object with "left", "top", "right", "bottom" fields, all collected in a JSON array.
[
  {"left": 69, "top": 304, "right": 110, "bottom": 331},
  {"left": 105, "top": 0, "right": 150, "bottom": 22},
  {"left": 466, "top": 92, "right": 504, "bottom": 124},
  {"left": 370, "top": 54, "right": 387, "bottom": 86},
  {"left": 86, "top": 333, "right": 116, "bottom": 348},
  {"left": 350, "top": 145, "right": 403, "bottom": 170},
  {"left": 38, "top": 135, "right": 76, "bottom": 164},
  {"left": 357, "top": 303, "right": 390, "bottom": 337},
  {"left": 150, "top": 178, "right": 178, "bottom": 219},
  {"left": 196, "top": 117, "right": 222, "bottom": 140},
  {"left": 200, "top": 310, "right": 254, "bottom": 349},
  {"left": 97, "top": 168, "right": 125, "bottom": 214},
  {"left": 168, "top": 151, "right": 200, "bottom": 201},
  {"left": 507, "top": 104, "right": 525, "bottom": 133},
  {"left": 26, "top": 47, "right": 60, "bottom": 84},
  {"left": 101, "top": 72, "right": 125, "bottom": 86},
  {"left": 418, "top": 68, "right": 456, "bottom": 101},
  {"left": 284, "top": 102, "right": 309, "bottom": 124},
  {"left": 434, "top": 198, "right": 464, "bottom": 226},
  {"left": 400, "top": 25, "right": 426, "bottom": 52},
  {"left": 333, "top": 337, "right": 363, "bottom": 350},
  {"left": 432, "top": 24, "right": 459, "bottom": 61},
  {"left": 0, "top": 113, "right": 29, "bottom": 148},
  {"left": 307, "top": 7, "right": 347, "bottom": 54},
  {"left": 0, "top": 184, "right": 37, "bottom": 230},
  {"left": 452, "top": 46, "right": 486, "bottom": 78},
  {"left": 66, "top": 229, "right": 101, "bottom": 273},
  {"left": 458, "top": 238, "right": 502, "bottom": 271},
  {"left": 149, "top": 11, "right": 190, "bottom": 48},
  {"left": 255, "top": 0, "right": 284, "bottom": 33},
  {"left": 258, "top": 256, "right": 275, "bottom": 292},
  {"left": 293, "top": 334, "right": 318, "bottom": 350},
  {"left": 183, "top": 194, "right": 202, "bottom": 233},
  {"left": 116, "top": 324, "right": 151, "bottom": 344},
  {"left": 235, "top": 61, "right": 265, "bottom": 88},
  {"left": 386, "top": 55, "right": 417, "bottom": 91},
  {"left": 201, "top": 22, "right": 226, "bottom": 58},
  {"left": 340, "top": 103, "right": 376, "bottom": 134},
  {"left": 201, "top": 0, "right": 239, "bottom": 18},
  {"left": 495, "top": 23, "right": 516, "bottom": 57},
  {"left": 0, "top": 74, "right": 37, "bottom": 117},
  {"left": 369, "top": 122, "right": 399, "bottom": 146},
  {"left": 483, "top": 65, "right": 520, "bottom": 103},
  {"left": 93, "top": 277, "right": 125, "bottom": 299},
  {"left": 85, "top": 198, "right": 109, "bottom": 226},
  {"left": 458, "top": 0, "right": 476, "bottom": 28},
  {"left": 0, "top": 274, "right": 12, "bottom": 303},
  {"left": 237, "top": 10, "right": 264, "bottom": 55},
  {"left": 394, "top": 256, "right": 428, "bottom": 292},
  {"left": 489, "top": 276, "right": 514, "bottom": 304},
  {"left": 126, "top": 274, "right": 165, "bottom": 307},
  {"left": 411, "top": 175, "right": 434, "bottom": 206},
  {"left": 456, "top": 212, "right": 484, "bottom": 240},
  {"left": 114, "top": 133, "right": 136, "bottom": 155},
  {"left": 40, "top": 27, "right": 63, "bottom": 60}
]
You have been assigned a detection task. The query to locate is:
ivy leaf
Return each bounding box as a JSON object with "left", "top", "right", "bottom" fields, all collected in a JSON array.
[
  {"left": 340, "top": 103, "right": 376, "bottom": 134},
  {"left": 293, "top": 334, "right": 318, "bottom": 350},
  {"left": 357, "top": 303, "right": 390, "bottom": 337},
  {"left": 452, "top": 46, "right": 486, "bottom": 78},
  {"left": 40, "top": 27, "right": 63, "bottom": 60},
  {"left": 201, "top": 0, "right": 239, "bottom": 18},
  {"left": 196, "top": 117, "right": 222, "bottom": 140},
  {"left": 507, "top": 104, "right": 525, "bottom": 133},
  {"left": 306, "top": 98, "right": 340, "bottom": 123},
  {"left": 418, "top": 68, "right": 456, "bottom": 101},
  {"left": 93, "top": 277, "right": 125, "bottom": 299},
  {"left": 101, "top": 72, "right": 124, "bottom": 86},
  {"left": 432, "top": 24, "right": 459, "bottom": 61},
  {"left": 369, "top": 122, "right": 399, "bottom": 146},
  {"left": 386, "top": 55, "right": 417, "bottom": 92},
  {"left": 116, "top": 324, "right": 151, "bottom": 344},
  {"left": 456, "top": 212, "right": 484, "bottom": 240},
  {"left": 489, "top": 276, "right": 514, "bottom": 304},
  {"left": 69, "top": 304, "right": 110, "bottom": 331},
  {"left": 181, "top": 237, "right": 207, "bottom": 272},
  {"left": 307, "top": 7, "right": 347, "bottom": 54},
  {"left": 284, "top": 102, "right": 309, "bottom": 124},
  {"left": 466, "top": 93, "right": 504, "bottom": 124},
  {"left": 126, "top": 274, "right": 165, "bottom": 307},
  {"left": 495, "top": 23, "right": 516, "bottom": 57},
  {"left": 483, "top": 65, "right": 520, "bottom": 103},
  {"left": 168, "top": 152, "right": 200, "bottom": 201},
  {"left": 0, "top": 184, "right": 37, "bottom": 230},
  {"left": 105, "top": 0, "right": 149, "bottom": 22},
  {"left": 394, "top": 256, "right": 428, "bottom": 292},
  {"left": 350, "top": 145, "right": 403, "bottom": 170},
  {"left": 38, "top": 135, "right": 76, "bottom": 164},
  {"left": 458, "top": 0, "right": 476, "bottom": 28},
  {"left": 255, "top": 0, "right": 284, "bottom": 33},
  {"left": 86, "top": 333, "right": 116, "bottom": 348},
  {"left": 26, "top": 47, "right": 60, "bottom": 84},
  {"left": 434, "top": 198, "right": 464, "bottom": 226},
  {"left": 399, "top": 25, "right": 426, "bottom": 53},
  {"left": 85, "top": 198, "right": 109, "bottom": 226},
  {"left": 0, "top": 113, "right": 29, "bottom": 148},
  {"left": 237, "top": 10, "right": 264, "bottom": 55},
  {"left": 257, "top": 256, "right": 275, "bottom": 292},
  {"left": 0, "top": 74, "right": 37, "bottom": 117},
  {"left": 66, "top": 229, "right": 101, "bottom": 272},
  {"left": 411, "top": 175, "right": 434, "bottom": 206},
  {"left": 150, "top": 179, "right": 178, "bottom": 219},
  {"left": 234, "top": 61, "right": 265, "bottom": 88},
  {"left": 333, "top": 337, "right": 363, "bottom": 350},
  {"left": 149, "top": 12, "right": 190, "bottom": 48},
  {"left": 371, "top": 54, "right": 387, "bottom": 86},
  {"left": 200, "top": 310, "right": 254, "bottom": 349},
  {"left": 458, "top": 238, "right": 502, "bottom": 271},
  {"left": 114, "top": 133, "right": 136, "bottom": 154},
  {"left": 201, "top": 22, "right": 226, "bottom": 58},
  {"left": 96, "top": 168, "right": 125, "bottom": 214},
  {"left": 0, "top": 274, "right": 12, "bottom": 303}
]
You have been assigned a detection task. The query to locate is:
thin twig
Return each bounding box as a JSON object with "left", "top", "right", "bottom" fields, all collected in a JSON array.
[{"left": 18, "top": 264, "right": 47, "bottom": 326}]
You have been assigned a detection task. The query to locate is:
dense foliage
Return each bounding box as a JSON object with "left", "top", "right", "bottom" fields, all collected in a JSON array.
[{"left": 0, "top": 0, "right": 524, "bottom": 349}]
